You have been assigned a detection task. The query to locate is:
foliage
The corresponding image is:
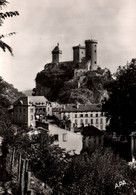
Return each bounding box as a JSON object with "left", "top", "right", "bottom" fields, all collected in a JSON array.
[
  {"left": 14, "top": 130, "right": 136, "bottom": 195},
  {"left": 0, "top": 76, "right": 24, "bottom": 105},
  {"left": 0, "top": 0, "right": 19, "bottom": 55},
  {"left": 62, "top": 149, "right": 136, "bottom": 195},
  {"left": 102, "top": 61, "right": 136, "bottom": 137}
]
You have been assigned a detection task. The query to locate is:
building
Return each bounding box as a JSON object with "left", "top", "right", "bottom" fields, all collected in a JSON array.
[
  {"left": 13, "top": 96, "right": 52, "bottom": 128},
  {"left": 28, "top": 123, "right": 83, "bottom": 155},
  {"left": 51, "top": 39, "right": 98, "bottom": 71},
  {"left": 73, "top": 44, "right": 85, "bottom": 63},
  {"left": 48, "top": 124, "right": 82, "bottom": 154},
  {"left": 52, "top": 43, "right": 62, "bottom": 64},
  {"left": 82, "top": 125, "right": 104, "bottom": 151},
  {"left": 130, "top": 132, "right": 136, "bottom": 162},
  {"left": 53, "top": 104, "right": 107, "bottom": 131},
  {"left": 85, "top": 39, "right": 98, "bottom": 70}
]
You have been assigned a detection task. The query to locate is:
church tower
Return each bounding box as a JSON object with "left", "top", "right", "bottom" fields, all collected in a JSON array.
[{"left": 52, "top": 43, "right": 62, "bottom": 63}]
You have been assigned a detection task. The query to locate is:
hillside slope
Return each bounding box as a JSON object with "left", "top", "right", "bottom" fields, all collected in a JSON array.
[{"left": 0, "top": 76, "right": 24, "bottom": 107}]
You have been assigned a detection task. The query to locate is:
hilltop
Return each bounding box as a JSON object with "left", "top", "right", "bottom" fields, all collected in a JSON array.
[
  {"left": 34, "top": 40, "right": 113, "bottom": 104},
  {"left": 35, "top": 63, "right": 112, "bottom": 104}
]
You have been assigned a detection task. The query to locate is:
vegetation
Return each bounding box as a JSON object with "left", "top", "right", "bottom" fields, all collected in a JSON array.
[
  {"left": 9, "top": 130, "right": 136, "bottom": 194},
  {"left": 102, "top": 60, "right": 136, "bottom": 138},
  {"left": 0, "top": 0, "right": 19, "bottom": 55}
]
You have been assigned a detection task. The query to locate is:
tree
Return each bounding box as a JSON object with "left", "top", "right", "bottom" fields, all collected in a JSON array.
[
  {"left": 0, "top": 0, "right": 19, "bottom": 55},
  {"left": 62, "top": 148, "right": 136, "bottom": 195},
  {"left": 102, "top": 60, "right": 136, "bottom": 137}
]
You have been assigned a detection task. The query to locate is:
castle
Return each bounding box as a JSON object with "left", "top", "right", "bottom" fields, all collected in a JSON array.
[{"left": 51, "top": 39, "right": 98, "bottom": 71}]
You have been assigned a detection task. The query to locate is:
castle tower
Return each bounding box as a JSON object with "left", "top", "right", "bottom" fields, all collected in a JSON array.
[
  {"left": 85, "top": 39, "right": 98, "bottom": 70},
  {"left": 52, "top": 43, "right": 62, "bottom": 63},
  {"left": 73, "top": 44, "right": 85, "bottom": 63}
]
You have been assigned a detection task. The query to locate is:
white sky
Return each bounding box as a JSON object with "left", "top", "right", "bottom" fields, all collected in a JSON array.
[{"left": 0, "top": 0, "right": 136, "bottom": 91}]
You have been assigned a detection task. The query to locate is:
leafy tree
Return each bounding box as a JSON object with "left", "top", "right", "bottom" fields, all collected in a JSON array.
[
  {"left": 0, "top": 0, "right": 19, "bottom": 55},
  {"left": 62, "top": 148, "right": 136, "bottom": 195},
  {"left": 102, "top": 60, "right": 136, "bottom": 137}
]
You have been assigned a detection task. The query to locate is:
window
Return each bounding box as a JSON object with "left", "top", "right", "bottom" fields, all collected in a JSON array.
[
  {"left": 101, "top": 112, "right": 104, "bottom": 116},
  {"left": 99, "top": 137, "right": 101, "bottom": 145},
  {"left": 80, "top": 114, "right": 83, "bottom": 117},
  {"left": 91, "top": 119, "right": 93, "bottom": 124},
  {"left": 96, "top": 113, "right": 98, "bottom": 117},
  {"left": 85, "top": 114, "right": 88, "bottom": 117},
  {"left": 80, "top": 119, "right": 83, "bottom": 125},
  {"left": 100, "top": 118, "right": 103, "bottom": 124},
  {"left": 23, "top": 115, "right": 25, "bottom": 120},
  {"left": 63, "top": 134, "right": 67, "bottom": 142},
  {"left": 30, "top": 115, "right": 33, "bottom": 121},
  {"left": 75, "top": 119, "right": 77, "bottom": 124},
  {"left": 90, "top": 113, "right": 93, "bottom": 117},
  {"left": 43, "top": 108, "right": 46, "bottom": 112},
  {"left": 96, "top": 119, "right": 98, "bottom": 124},
  {"left": 30, "top": 108, "right": 33, "bottom": 113},
  {"left": 85, "top": 119, "right": 88, "bottom": 124},
  {"left": 75, "top": 114, "right": 77, "bottom": 118},
  {"left": 54, "top": 134, "right": 59, "bottom": 141},
  {"left": 95, "top": 61, "right": 97, "bottom": 64},
  {"left": 94, "top": 136, "right": 96, "bottom": 144}
]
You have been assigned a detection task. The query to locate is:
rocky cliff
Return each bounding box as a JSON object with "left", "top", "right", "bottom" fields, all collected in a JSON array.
[{"left": 34, "top": 62, "right": 112, "bottom": 104}]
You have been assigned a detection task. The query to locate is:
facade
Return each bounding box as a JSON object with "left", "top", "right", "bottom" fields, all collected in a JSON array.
[
  {"left": 130, "top": 132, "right": 136, "bottom": 162},
  {"left": 13, "top": 96, "right": 51, "bottom": 128},
  {"left": 53, "top": 104, "right": 107, "bottom": 131},
  {"left": 82, "top": 125, "right": 104, "bottom": 151},
  {"left": 48, "top": 124, "right": 83, "bottom": 154},
  {"left": 27, "top": 124, "right": 83, "bottom": 155}
]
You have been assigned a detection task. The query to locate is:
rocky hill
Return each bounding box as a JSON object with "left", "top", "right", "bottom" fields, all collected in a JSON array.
[{"left": 34, "top": 62, "right": 112, "bottom": 104}]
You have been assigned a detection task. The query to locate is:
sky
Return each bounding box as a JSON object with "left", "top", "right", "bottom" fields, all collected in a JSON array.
[{"left": 0, "top": 0, "right": 136, "bottom": 91}]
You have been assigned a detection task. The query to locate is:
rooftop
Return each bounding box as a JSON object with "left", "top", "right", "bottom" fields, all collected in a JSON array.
[
  {"left": 52, "top": 44, "right": 62, "bottom": 54},
  {"left": 82, "top": 125, "right": 104, "bottom": 136},
  {"left": 61, "top": 104, "right": 102, "bottom": 112},
  {"left": 13, "top": 96, "right": 48, "bottom": 106}
]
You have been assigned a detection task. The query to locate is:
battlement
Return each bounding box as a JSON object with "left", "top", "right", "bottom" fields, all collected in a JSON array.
[{"left": 85, "top": 39, "right": 98, "bottom": 43}]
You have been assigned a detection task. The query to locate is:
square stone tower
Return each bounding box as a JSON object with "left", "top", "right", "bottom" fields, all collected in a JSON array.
[
  {"left": 73, "top": 44, "right": 85, "bottom": 63},
  {"left": 52, "top": 43, "right": 62, "bottom": 64}
]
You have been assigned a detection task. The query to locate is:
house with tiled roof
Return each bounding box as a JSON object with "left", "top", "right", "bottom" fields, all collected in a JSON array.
[
  {"left": 13, "top": 96, "right": 52, "bottom": 128},
  {"left": 82, "top": 125, "right": 104, "bottom": 151}
]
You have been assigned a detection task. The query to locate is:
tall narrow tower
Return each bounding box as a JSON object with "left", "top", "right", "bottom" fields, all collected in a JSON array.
[
  {"left": 85, "top": 39, "right": 98, "bottom": 70},
  {"left": 52, "top": 43, "right": 62, "bottom": 64}
]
